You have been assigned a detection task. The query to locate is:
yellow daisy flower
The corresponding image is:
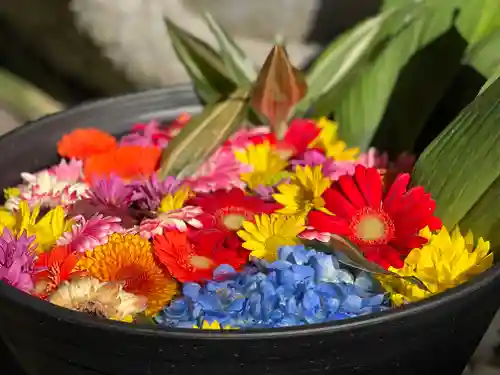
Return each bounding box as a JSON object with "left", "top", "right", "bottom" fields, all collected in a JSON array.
[
  {"left": 308, "top": 117, "right": 359, "bottom": 161},
  {"left": 158, "top": 186, "right": 193, "bottom": 212},
  {"left": 0, "top": 200, "right": 72, "bottom": 253},
  {"left": 237, "top": 213, "right": 305, "bottom": 262},
  {"left": 193, "top": 320, "right": 237, "bottom": 330},
  {"left": 273, "top": 165, "right": 332, "bottom": 217},
  {"left": 234, "top": 141, "right": 289, "bottom": 190},
  {"left": 379, "top": 226, "right": 493, "bottom": 306}
]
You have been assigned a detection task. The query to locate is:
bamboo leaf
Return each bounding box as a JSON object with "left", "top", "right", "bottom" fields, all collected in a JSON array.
[
  {"left": 457, "top": 0, "right": 500, "bottom": 45},
  {"left": 313, "top": 235, "right": 429, "bottom": 291},
  {"left": 165, "top": 18, "right": 236, "bottom": 103},
  {"left": 250, "top": 45, "right": 307, "bottom": 139},
  {"left": 463, "top": 29, "right": 500, "bottom": 78},
  {"left": 158, "top": 88, "right": 250, "bottom": 179},
  {"left": 412, "top": 78, "right": 500, "bottom": 232},
  {"left": 203, "top": 13, "right": 256, "bottom": 85}
]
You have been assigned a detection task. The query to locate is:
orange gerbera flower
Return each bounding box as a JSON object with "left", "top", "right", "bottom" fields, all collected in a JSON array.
[
  {"left": 58, "top": 128, "right": 117, "bottom": 160},
  {"left": 77, "top": 233, "right": 178, "bottom": 316},
  {"left": 84, "top": 146, "right": 161, "bottom": 182}
]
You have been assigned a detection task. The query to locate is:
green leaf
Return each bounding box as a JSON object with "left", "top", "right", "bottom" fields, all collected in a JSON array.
[
  {"left": 165, "top": 18, "right": 236, "bottom": 103},
  {"left": 463, "top": 29, "right": 500, "bottom": 78},
  {"left": 412, "top": 78, "right": 500, "bottom": 231},
  {"left": 479, "top": 65, "right": 500, "bottom": 95},
  {"left": 457, "top": 0, "right": 500, "bottom": 45},
  {"left": 203, "top": 13, "right": 256, "bottom": 85},
  {"left": 327, "top": 0, "right": 463, "bottom": 151},
  {"left": 292, "top": 9, "right": 397, "bottom": 117},
  {"left": 158, "top": 88, "right": 250, "bottom": 179}
]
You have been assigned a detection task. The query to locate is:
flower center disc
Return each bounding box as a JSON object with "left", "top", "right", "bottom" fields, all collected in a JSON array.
[
  {"left": 189, "top": 255, "right": 214, "bottom": 270},
  {"left": 222, "top": 214, "right": 247, "bottom": 231},
  {"left": 216, "top": 207, "right": 253, "bottom": 231},
  {"left": 349, "top": 208, "right": 395, "bottom": 245},
  {"left": 264, "top": 235, "right": 297, "bottom": 260},
  {"left": 356, "top": 216, "right": 387, "bottom": 241}
]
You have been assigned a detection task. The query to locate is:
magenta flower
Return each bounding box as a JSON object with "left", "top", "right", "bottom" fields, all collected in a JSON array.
[
  {"left": 57, "top": 214, "right": 123, "bottom": 252},
  {"left": 291, "top": 149, "right": 357, "bottom": 180},
  {"left": 129, "top": 174, "right": 183, "bottom": 210},
  {"left": 226, "top": 126, "right": 271, "bottom": 149},
  {"left": 358, "top": 147, "right": 416, "bottom": 173},
  {"left": 0, "top": 229, "right": 36, "bottom": 293},
  {"left": 88, "top": 174, "right": 133, "bottom": 209},
  {"left": 120, "top": 120, "right": 170, "bottom": 148},
  {"left": 186, "top": 147, "right": 250, "bottom": 193},
  {"left": 138, "top": 207, "right": 203, "bottom": 238}
]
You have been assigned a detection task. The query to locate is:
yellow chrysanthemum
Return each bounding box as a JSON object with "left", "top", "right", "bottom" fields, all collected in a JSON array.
[
  {"left": 193, "top": 320, "right": 237, "bottom": 330},
  {"left": 77, "top": 233, "right": 178, "bottom": 316},
  {"left": 237, "top": 213, "right": 305, "bottom": 262},
  {"left": 4, "top": 187, "right": 20, "bottom": 200},
  {"left": 273, "top": 165, "right": 332, "bottom": 216},
  {"left": 308, "top": 117, "right": 359, "bottom": 161},
  {"left": 0, "top": 200, "right": 72, "bottom": 253},
  {"left": 234, "top": 141, "right": 289, "bottom": 190},
  {"left": 159, "top": 186, "right": 193, "bottom": 212},
  {"left": 379, "top": 226, "right": 493, "bottom": 306}
]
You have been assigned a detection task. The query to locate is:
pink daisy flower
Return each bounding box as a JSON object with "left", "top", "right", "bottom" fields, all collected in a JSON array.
[{"left": 139, "top": 206, "right": 203, "bottom": 238}]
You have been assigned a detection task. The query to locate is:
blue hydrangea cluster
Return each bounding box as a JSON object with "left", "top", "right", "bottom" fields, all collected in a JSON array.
[{"left": 155, "top": 246, "right": 388, "bottom": 329}]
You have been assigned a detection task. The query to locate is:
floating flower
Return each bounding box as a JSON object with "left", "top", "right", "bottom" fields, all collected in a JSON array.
[
  {"left": 235, "top": 142, "right": 289, "bottom": 190},
  {"left": 225, "top": 126, "right": 272, "bottom": 149},
  {"left": 308, "top": 117, "right": 359, "bottom": 161},
  {"left": 237, "top": 213, "right": 305, "bottom": 262},
  {"left": 120, "top": 120, "right": 170, "bottom": 148},
  {"left": 49, "top": 276, "right": 147, "bottom": 322},
  {"left": 49, "top": 159, "right": 85, "bottom": 182},
  {"left": 84, "top": 146, "right": 160, "bottom": 181},
  {"left": 379, "top": 227, "right": 493, "bottom": 306},
  {"left": 57, "top": 214, "right": 123, "bottom": 252},
  {"left": 0, "top": 229, "right": 36, "bottom": 293},
  {"left": 358, "top": 148, "right": 416, "bottom": 187},
  {"left": 273, "top": 165, "right": 331, "bottom": 216},
  {"left": 34, "top": 245, "right": 83, "bottom": 298},
  {"left": 281, "top": 118, "right": 321, "bottom": 155},
  {"left": 156, "top": 247, "right": 386, "bottom": 329},
  {"left": 187, "top": 147, "right": 249, "bottom": 193},
  {"left": 290, "top": 149, "right": 357, "bottom": 181},
  {"left": 129, "top": 175, "right": 183, "bottom": 211},
  {"left": 57, "top": 128, "right": 117, "bottom": 160},
  {"left": 193, "top": 320, "right": 236, "bottom": 330},
  {"left": 0, "top": 201, "right": 73, "bottom": 253},
  {"left": 308, "top": 166, "right": 442, "bottom": 269},
  {"left": 77, "top": 233, "right": 178, "bottom": 316}
]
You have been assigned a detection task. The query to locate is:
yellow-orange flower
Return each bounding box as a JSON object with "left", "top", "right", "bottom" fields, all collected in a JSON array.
[
  {"left": 77, "top": 233, "right": 178, "bottom": 316},
  {"left": 308, "top": 117, "right": 359, "bottom": 161}
]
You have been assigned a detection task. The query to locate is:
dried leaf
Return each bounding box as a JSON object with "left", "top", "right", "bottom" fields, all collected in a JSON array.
[
  {"left": 250, "top": 45, "right": 307, "bottom": 139},
  {"left": 326, "top": 234, "right": 429, "bottom": 291},
  {"left": 158, "top": 88, "right": 250, "bottom": 179}
]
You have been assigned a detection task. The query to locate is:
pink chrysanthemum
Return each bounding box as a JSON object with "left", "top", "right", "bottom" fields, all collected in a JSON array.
[
  {"left": 129, "top": 175, "right": 183, "bottom": 210},
  {"left": 186, "top": 148, "right": 250, "bottom": 193},
  {"left": 139, "top": 207, "right": 203, "bottom": 238},
  {"left": 120, "top": 120, "right": 170, "bottom": 148},
  {"left": 57, "top": 214, "right": 123, "bottom": 252},
  {"left": 0, "top": 229, "right": 37, "bottom": 293},
  {"left": 225, "top": 126, "right": 272, "bottom": 149},
  {"left": 49, "top": 159, "right": 84, "bottom": 182}
]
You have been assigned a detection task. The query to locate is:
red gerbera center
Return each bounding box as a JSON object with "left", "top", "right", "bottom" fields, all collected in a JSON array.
[
  {"left": 215, "top": 206, "right": 254, "bottom": 232},
  {"left": 349, "top": 207, "right": 395, "bottom": 245}
]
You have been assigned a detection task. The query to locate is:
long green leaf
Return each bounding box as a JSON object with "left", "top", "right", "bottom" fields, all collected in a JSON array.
[
  {"left": 292, "top": 9, "right": 398, "bottom": 117},
  {"left": 203, "top": 13, "right": 256, "bottom": 85},
  {"left": 463, "top": 29, "right": 500, "bottom": 78},
  {"left": 412, "top": 78, "right": 500, "bottom": 231},
  {"left": 479, "top": 65, "right": 500, "bottom": 95},
  {"left": 328, "top": 0, "right": 464, "bottom": 151},
  {"left": 158, "top": 88, "right": 250, "bottom": 179},
  {"left": 457, "top": 0, "right": 500, "bottom": 45},
  {"left": 165, "top": 19, "right": 236, "bottom": 103}
]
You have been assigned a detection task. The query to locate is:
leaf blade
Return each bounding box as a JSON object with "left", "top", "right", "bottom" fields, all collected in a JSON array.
[
  {"left": 463, "top": 29, "right": 500, "bottom": 78},
  {"left": 158, "top": 88, "right": 250, "bottom": 179}
]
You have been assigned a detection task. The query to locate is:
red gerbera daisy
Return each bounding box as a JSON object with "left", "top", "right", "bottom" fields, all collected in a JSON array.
[
  {"left": 154, "top": 231, "right": 241, "bottom": 283},
  {"left": 34, "top": 245, "right": 86, "bottom": 298},
  {"left": 307, "top": 165, "right": 442, "bottom": 269}
]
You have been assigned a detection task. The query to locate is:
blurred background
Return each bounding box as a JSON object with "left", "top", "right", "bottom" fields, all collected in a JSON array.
[{"left": 0, "top": 1, "right": 498, "bottom": 374}]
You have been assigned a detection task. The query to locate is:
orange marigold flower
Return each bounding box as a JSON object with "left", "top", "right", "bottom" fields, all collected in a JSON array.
[
  {"left": 84, "top": 146, "right": 161, "bottom": 182},
  {"left": 58, "top": 128, "right": 117, "bottom": 160},
  {"left": 77, "top": 233, "right": 178, "bottom": 316}
]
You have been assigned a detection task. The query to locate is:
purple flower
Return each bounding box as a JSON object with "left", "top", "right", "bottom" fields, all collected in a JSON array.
[
  {"left": 120, "top": 120, "right": 170, "bottom": 148},
  {"left": 129, "top": 174, "right": 183, "bottom": 211},
  {"left": 88, "top": 174, "right": 133, "bottom": 209},
  {"left": 0, "top": 229, "right": 36, "bottom": 293},
  {"left": 291, "top": 150, "right": 358, "bottom": 180}
]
